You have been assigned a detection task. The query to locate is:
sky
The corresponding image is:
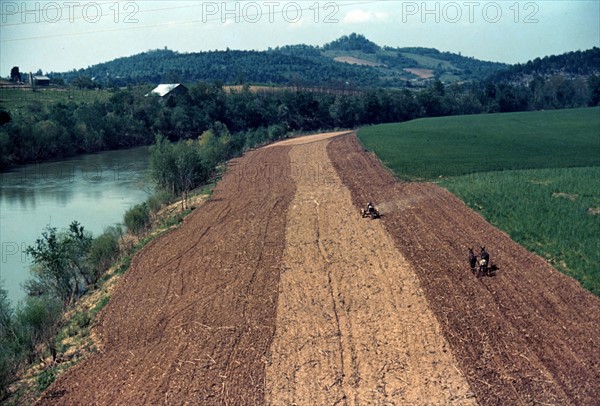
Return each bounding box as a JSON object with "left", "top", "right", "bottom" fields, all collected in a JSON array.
[{"left": 1, "top": 1, "right": 599, "bottom": 76}]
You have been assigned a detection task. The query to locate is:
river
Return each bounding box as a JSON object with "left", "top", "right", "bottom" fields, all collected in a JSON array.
[{"left": 0, "top": 147, "right": 150, "bottom": 305}]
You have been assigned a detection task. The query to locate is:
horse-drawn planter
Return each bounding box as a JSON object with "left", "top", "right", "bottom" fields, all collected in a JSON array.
[{"left": 361, "top": 202, "right": 381, "bottom": 219}]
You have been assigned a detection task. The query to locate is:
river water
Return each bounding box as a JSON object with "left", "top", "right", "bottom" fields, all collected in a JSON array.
[{"left": 0, "top": 147, "right": 151, "bottom": 305}]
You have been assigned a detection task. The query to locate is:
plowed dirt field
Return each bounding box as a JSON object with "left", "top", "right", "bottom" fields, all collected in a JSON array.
[
  {"left": 327, "top": 134, "right": 600, "bottom": 405},
  {"left": 38, "top": 132, "right": 600, "bottom": 405},
  {"left": 265, "top": 136, "right": 472, "bottom": 405}
]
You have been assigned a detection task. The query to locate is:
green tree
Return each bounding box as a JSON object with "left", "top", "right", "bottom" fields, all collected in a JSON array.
[
  {"left": 25, "top": 222, "right": 93, "bottom": 304},
  {"left": 87, "top": 228, "right": 121, "bottom": 283},
  {"left": 589, "top": 75, "right": 600, "bottom": 106},
  {"left": 9, "top": 66, "right": 21, "bottom": 82},
  {"left": 72, "top": 75, "right": 95, "bottom": 89},
  {"left": 33, "top": 119, "right": 68, "bottom": 159},
  {"left": 198, "top": 126, "right": 227, "bottom": 168},
  {"left": 124, "top": 203, "right": 150, "bottom": 235},
  {"left": 173, "top": 141, "right": 205, "bottom": 209},
  {"left": 15, "top": 295, "right": 63, "bottom": 362},
  {"left": 150, "top": 134, "right": 178, "bottom": 195},
  {"left": 0, "top": 284, "right": 19, "bottom": 400},
  {"left": 417, "top": 88, "right": 447, "bottom": 117},
  {"left": 64, "top": 221, "right": 94, "bottom": 285}
]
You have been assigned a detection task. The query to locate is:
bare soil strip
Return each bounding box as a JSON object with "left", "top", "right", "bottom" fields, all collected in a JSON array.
[
  {"left": 266, "top": 137, "right": 474, "bottom": 405},
  {"left": 264, "top": 130, "right": 350, "bottom": 148},
  {"left": 334, "top": 56, "right": 385, "bottom": 67},
  {"left": 327, "top": 134, "right": 600, "bottom": 405},
  {"left": 39, "top": 146, "right": 295, "bottom": 405},
  {"left": 403, "top": 68, "right": 435, "bottom": 79}
]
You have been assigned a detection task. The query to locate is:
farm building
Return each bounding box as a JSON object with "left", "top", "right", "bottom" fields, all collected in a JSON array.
[
  {"left": 146, "top": 83, "right": 188, "bottom": 98},
  {"left": 31, "top": 74, "right": 50, "bottom": 87}
]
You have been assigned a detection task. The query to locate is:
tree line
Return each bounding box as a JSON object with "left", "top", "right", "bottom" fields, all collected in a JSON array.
[
  {"left": 2, "top": 74, "right": 600, "bottom": 170},
  {"left": 491, "top": 47, "right": 600, "bottom": 82}
]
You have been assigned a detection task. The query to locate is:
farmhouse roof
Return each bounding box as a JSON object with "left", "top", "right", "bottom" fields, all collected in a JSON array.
[
  {"left": 147, "top": 83, "right": 187, "bottom": 97},
  {"left": 33, "top": 75, "right": 50, "bottom": 81}
]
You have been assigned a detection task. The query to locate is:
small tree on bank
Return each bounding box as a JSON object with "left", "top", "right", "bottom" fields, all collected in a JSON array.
[
  {"left": 25, "top": 222, "right": 92, "bottom": 305},
  {"left": 150, "top": 133, "right": 217, "bottom": 210}
]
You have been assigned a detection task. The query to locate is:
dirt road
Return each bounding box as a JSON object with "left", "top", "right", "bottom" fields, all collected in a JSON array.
[{"left": 39, "top": 132, "right": 600, "bottom": 405}]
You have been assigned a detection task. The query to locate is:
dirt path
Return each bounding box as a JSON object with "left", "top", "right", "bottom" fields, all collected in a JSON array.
[
  {"left": 328, "top": 134, "right": 600, "bottom": 405},
  {"left": 266, "top": 137, "right": 474, "bottom": 405}
]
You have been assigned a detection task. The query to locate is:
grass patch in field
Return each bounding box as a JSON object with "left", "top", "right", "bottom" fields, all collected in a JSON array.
[
  {"left": 400, "top": 53, "right": 456, "bottom": 70},
  {"left": 442, "top": 166, "right": 600, "bottom": 295},
  {"left": 0, "top": 87, "right": 112, "bottom": 112},
  {"left": 358, "top": 107, "right": 600, "bottom": 180}
]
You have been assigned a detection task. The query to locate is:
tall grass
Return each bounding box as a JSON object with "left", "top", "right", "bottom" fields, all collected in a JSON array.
[
  {"left": 358, "top": 107, "right": 600, "bottom": 180},
  {"left": 442, "top": 167, "right": 600, "bottom": 295}
]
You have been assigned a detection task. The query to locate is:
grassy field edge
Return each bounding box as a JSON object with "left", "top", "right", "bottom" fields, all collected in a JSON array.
[{"left": 441, "top": 166, "right": 600, "bottom": 295}]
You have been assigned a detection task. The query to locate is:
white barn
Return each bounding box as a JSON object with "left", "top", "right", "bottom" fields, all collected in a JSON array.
[{"left": 146, "top": 83, "right": 188, "bottom": 98}]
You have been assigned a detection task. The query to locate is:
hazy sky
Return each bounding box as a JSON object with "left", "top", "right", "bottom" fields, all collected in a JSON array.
[{"left": 1, "top": 1, "right": 599, "bottom": 76}]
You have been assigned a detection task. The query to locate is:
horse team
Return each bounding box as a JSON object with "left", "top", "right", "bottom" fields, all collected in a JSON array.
[{"left": 468, "top": 246, "right": 492, "bottom": 278}]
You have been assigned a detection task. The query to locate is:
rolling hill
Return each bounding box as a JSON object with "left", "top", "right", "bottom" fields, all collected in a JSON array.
[
  {"left": 49, "top": 34, "right": 508, "bottom": 89},
  {"left": 490, "top": 47, "right": 600, "bottom": 84}
]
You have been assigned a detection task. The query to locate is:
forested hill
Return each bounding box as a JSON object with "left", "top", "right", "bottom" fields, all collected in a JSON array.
[
  {"left": 50, "top": 34, "right": 507, "bottom": 88},
  {"left": 490, "top": 47, "right": 600, "bottom": 83}
]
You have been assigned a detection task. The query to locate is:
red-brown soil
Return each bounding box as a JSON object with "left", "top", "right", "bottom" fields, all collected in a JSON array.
[
  {"left": 327, "top": 134, "right": 600, "bottom": 405},
  {"left": 38, "top": 132, "right": 600, "bottom": 405},
  {"left": 403, "top": 68, "right": 435, "bottom": 79},
  {"left": 38, "top": 145, "right": 296, "bottom": 405}
]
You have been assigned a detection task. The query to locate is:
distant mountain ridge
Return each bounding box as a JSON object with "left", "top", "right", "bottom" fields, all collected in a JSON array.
[
  {"left": 48, "top": 34, "right": 597, "bottom": 89},
  {"left": 490, "top": 47, "right": 600, "bottom": 83},
  {"left": 49, "top": 34, "right": 503, "bottom": 88}
]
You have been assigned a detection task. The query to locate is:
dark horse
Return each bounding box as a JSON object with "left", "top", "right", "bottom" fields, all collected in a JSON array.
[
  {"left": 468, "top": 247, "right": 477, "bottom": 273},
  {"left": 478, "top": 246, "right": 490, "bottom": 277}
]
